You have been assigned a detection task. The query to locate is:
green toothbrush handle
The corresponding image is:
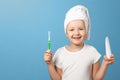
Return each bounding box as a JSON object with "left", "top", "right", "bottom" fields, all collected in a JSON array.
[{"left": 48, "top": 40, "right": 51, "bottom": 50}]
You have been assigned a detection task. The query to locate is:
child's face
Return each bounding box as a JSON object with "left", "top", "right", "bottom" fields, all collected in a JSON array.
[{"left": 66, "top": 20, "right": 86, "bottom": 46}]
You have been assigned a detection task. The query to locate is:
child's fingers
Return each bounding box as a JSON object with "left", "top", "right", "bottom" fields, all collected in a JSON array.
[
  {"left": 104, "top": 55, "right": 115, "bottom": 64},
  {"left": 104, "top": 55, "right": 114, "bottom": 59},
  {"left": 104, "top": 56, "right": 114, "bottom": 61},
  {"left": 44, "top": 50, "right": 53, "bottom": 63},
  {"left": 44, "top": 53, "right": 52, "bottom": 59},
  {"left": 108, "top": 61, "right": 114, "bottom": 64},
  {"left": 44, "top": 55, "right": 52, "bottom": 62},
  {"left": 104, "top": 56, "right": 109, "bottom": 60},
  {"left": 45, "top": 52, "right": 52, "bottom": 56},
  {"left": 45, "top": 50, "right": 52, "bottom": 54},
  {"left": 110, "top": 54, "right": 114, "bottom": 58},
  {"left": 44, "top": 50, "right": 52, "bottom": 57}
]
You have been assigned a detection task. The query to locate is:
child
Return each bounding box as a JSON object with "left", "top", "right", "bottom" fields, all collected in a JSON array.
[{"left": 44, "top": 5, "right": 114, "bottom": 80}]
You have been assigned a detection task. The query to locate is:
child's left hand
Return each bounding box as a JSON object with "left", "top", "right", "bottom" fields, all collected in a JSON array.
[{"left": 103, "top": 54, "right": 115, "bottom": 66}]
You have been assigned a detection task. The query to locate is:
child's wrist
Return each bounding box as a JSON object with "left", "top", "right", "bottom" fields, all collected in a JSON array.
[
  {"left": 102, "top": 60, "right": 109, "bottom": 67},
  {"left": 47, "top": 62, "right": 54, "bottom": 66}
]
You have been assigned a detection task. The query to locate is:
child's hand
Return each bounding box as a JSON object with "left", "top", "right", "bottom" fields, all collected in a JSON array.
[
  {"left": 44, "top": 50, "right": 53, "bottom": 65},
  {"left": 103, "top": 54, "right": 115, "bottom": 66}
]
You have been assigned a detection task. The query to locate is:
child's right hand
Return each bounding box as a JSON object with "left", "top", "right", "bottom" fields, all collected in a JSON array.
[{"left": 44, "top": 50, "right": 53, "bottom": 65}]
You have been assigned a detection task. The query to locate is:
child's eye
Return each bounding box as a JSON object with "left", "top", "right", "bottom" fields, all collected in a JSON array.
[
  {"left": 79, "top": 28, "right": 84, "bottom": 30},
  {"left": 70, "top": 29, "right": 74, "bottom": 31}
]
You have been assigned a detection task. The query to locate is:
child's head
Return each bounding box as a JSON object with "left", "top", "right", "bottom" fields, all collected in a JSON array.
[
  {"left": 66, "top": 19, "right": 86, "bottom": 45},
  {"left": 64, "top": 5, "right": 90, "bottom": 40}
]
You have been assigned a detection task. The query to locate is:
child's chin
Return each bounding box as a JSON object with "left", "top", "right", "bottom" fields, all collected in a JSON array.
[{"left": 74, "top": 42, "right": 81, "bottom": 46}]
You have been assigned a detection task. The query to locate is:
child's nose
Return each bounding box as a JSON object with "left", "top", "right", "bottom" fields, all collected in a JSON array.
[{"left": 74, "top": 30, "right": 79, "bottom": 34}]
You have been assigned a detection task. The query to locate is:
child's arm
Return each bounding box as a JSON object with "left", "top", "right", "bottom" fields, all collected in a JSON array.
[
  {"left": 48, "top": 64, "right": 62, "bottom": 80},
  {"left": 44, "top": 50, "right": 62, "bottom": 80},
  {"left": 92, "top": 55, "right": 114, "bottom": 80}
]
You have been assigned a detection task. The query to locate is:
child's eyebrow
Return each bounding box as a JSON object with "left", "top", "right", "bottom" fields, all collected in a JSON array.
[
  {"left": 68, "top": 26, "right": 75, "bottom": 28},
  {"left": 69, "top": 27, "right": 75, "bottom": 28}
]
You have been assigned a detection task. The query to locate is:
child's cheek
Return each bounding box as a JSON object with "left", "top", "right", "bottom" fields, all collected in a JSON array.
[{"left": 68, "top": 32, "right": 73, "bottom": 37}]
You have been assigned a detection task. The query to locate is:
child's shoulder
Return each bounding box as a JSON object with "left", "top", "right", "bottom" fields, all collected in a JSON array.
[
  {"left": 85, "top": 44, "right": 98, "bottom": 51},
  {"left": 55, "top": 46, "right": 65, "bottom": 53},
  {"left": 53, "top": 46, "right": 65, "bottom": 57}
]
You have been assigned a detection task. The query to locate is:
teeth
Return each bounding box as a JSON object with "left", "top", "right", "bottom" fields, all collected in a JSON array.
[{"left": 73, "top": 37, "right": 81, "bottom": 39}]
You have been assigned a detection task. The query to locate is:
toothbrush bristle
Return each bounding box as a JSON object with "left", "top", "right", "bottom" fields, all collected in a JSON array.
[{"left": 48, "top": 31, "right": 50, "bottom": 40}]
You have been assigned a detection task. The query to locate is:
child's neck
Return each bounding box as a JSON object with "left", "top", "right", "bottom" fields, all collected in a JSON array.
[{"left": 67, "top": 43, "right": 84, "bottom": 52}]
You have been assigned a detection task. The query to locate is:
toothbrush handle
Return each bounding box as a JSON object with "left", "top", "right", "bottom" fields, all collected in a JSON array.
[{"left": 48, "top": 40, "right": 51, "bottom": 50}]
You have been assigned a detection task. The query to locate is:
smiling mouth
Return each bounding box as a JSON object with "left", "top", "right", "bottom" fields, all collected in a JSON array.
[{"left": 73, "top": 36, "right": 81, "bottom": 39}]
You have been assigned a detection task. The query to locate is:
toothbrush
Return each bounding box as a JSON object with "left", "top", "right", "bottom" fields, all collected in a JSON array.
[
  {"left": 105, "top": 36, "right": 112, "bottom": 58},
  {"left": 48, "top": 31, "right": 51, "bottom": 50}
]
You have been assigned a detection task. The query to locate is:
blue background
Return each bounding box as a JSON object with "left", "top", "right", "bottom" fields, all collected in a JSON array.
[{"left": 0, "top": 0, "right": 120, "bottom": 80}]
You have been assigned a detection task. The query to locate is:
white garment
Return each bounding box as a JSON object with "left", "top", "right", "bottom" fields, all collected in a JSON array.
[{"left": 53, "top": 44, "right": 101, "bottom": 80}]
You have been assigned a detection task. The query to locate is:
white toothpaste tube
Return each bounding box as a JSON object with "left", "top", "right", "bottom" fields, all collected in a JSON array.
[{"left": 105, "top": 36, "right": 112, "bottom": 58}]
